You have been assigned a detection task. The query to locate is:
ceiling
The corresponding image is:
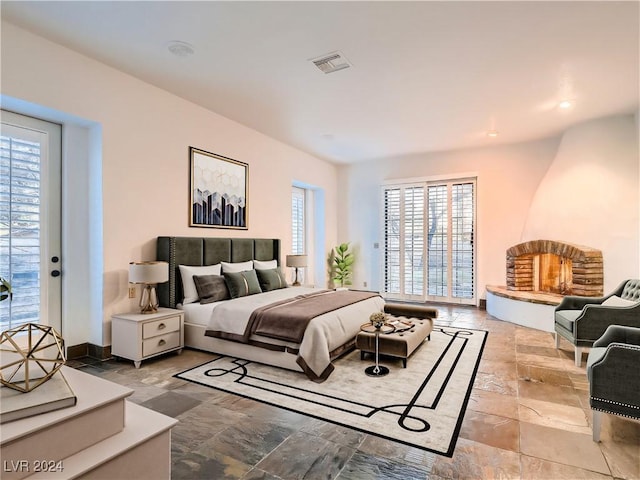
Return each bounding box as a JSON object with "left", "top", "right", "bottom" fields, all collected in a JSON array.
[{"left": 2, "top": 1, "right": 638, "bottom": 164}]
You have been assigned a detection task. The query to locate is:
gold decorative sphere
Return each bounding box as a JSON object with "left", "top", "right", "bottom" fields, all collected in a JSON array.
[{"left": 0, "top": 323, "right": 66, "bottom": 393}]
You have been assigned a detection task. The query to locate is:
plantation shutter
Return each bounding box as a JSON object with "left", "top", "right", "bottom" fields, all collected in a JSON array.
[
  {"left": 383, "top": 185, "right": 425, "bottom": 299},
  {"left": 383, "top": 178, "right": 475, "bottom": 304},
  {"left": 291, "top": 187, "right": 305, "bottom": 255},
  {"left": 0, "top": 135, "right": 42, "bottom": 329}
]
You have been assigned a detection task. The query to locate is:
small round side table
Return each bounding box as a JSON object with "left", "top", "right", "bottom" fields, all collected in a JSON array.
[{"left": 360, "top": 323, "right": 395, "bottom": 377}]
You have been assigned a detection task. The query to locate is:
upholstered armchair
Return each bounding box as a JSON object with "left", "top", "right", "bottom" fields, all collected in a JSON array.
[
  {"left": 554, "top": 279, "right": 640, "bottom": 366},
  {"left": 587, "top": 325, "right": 640, "bottom": 441}
]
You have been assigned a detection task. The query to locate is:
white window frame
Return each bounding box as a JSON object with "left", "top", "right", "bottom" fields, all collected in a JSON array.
[{"left": 381, "top": 176, "right": 476, "bottom": 305}]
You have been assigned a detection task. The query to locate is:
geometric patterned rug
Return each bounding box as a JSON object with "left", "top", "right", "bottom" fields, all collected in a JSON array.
[{"left": 175, "top": 325, "right": 487, "bottom": 457}]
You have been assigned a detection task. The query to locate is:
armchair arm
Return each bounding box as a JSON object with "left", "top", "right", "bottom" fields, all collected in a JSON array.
[
  {"left": 574, "top": 302, "right": 640, "bottom": 341},
  {"left": 589, "top": 342, "right": 640, "bottom": 416},
  {"left": 593, "top": 325, "right": 640, "bottom": 348},
  {"left": 555, "top": 295, "right": 606, "bottom": 311}
]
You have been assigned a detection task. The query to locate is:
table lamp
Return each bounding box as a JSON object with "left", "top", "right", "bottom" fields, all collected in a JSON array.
[
  {"left": 129, "top": 261, "right": 169, "bottom": 313},
  {"left": 285, "top": 254, "right": 307, "bottom": 286}
]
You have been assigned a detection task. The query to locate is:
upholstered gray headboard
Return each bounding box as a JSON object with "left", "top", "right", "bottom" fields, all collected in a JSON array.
[{"left": 156, "top": 236, "right": 281, "bottom": 308}]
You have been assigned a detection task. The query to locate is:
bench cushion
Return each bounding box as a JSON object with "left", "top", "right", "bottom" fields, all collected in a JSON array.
[
  {"left": 383, "top": 303, "right": 438, "bottom": 320},
  {"left": 357, "top": 317, "right": 433, "bottom": 359}
]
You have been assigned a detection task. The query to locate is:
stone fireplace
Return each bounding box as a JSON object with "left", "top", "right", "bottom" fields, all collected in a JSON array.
[{"left": 506, "top": 240, "right": 603, "bottom": 297}]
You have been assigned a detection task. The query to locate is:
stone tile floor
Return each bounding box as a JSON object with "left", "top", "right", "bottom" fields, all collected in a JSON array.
[{"left": 69, "top": 305, "right": 640, "bottom": 479}]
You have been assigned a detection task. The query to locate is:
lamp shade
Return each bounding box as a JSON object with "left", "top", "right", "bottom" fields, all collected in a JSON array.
[
  {"left": 286, "top": 255, "right": 308, "bottom": 268},
  {"left": 129, "top": 261, "right": 168, "bottom": 284}
]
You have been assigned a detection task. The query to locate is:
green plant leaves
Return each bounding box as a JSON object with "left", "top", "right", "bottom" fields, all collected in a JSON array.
[
  {"left": 0, "top": 276, "right": 12, "bottom": 302},
  {"left": 331, "top": 243, "right": 354, "bottom": 287}
]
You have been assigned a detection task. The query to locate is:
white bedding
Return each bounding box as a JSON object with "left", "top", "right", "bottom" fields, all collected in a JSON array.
[
  {"left": 184, "top": 287, "right": 385, "bottom": 380},
  {"left": 179, "top": 301, "right": 224, "bottom": 327}
]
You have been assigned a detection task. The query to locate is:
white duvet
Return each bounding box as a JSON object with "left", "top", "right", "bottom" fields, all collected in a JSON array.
[{"left": 206, "top": 287, "right": 385, "bottom": 380}]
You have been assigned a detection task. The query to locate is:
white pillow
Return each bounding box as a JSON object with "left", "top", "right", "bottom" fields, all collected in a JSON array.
[
  {"left": 221, "top": 260, "right": 254, "bottom": 273},
  {"left": 601, "top": 295, "right": 638, "bottom": 307},
  {"left": 179, "top": 264, "right": 222, "bottom": 304},
  {"left": 253, "top": 259, "right": 277, "bottom": 270}
]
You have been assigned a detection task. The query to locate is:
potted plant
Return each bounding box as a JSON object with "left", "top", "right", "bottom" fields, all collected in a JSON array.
[
  {"left": 332, "top": 242, "right": 354, "bottom": 288},
  {"left": 1, "top": 276, "right": 12, "bottom": 302}
]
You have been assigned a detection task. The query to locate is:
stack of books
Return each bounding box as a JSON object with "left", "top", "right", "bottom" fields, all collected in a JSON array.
[{"left": 1, "top": 370, "right": 77, "bottom": 424}]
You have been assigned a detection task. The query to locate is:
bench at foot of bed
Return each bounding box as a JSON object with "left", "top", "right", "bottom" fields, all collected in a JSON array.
[{"left": 356, "top": 303, "right": 437, "bottom": 368}]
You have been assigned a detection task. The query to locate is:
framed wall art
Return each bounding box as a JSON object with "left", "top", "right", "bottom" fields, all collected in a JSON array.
[{"left": 189, "top": 147, "right": 248, "bottom": 229}]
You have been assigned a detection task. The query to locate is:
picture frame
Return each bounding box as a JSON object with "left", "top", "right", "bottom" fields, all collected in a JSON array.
[{"left": 189, "top": 147, "right": 248, "bottom": 229}]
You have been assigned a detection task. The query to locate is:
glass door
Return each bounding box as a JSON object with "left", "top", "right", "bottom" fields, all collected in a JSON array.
[
  {"left": 426, "top": 180, "right": 476, "bottom": 304},
  {"left": 0, "top": 111, "right": 62, "bottom": 333}
]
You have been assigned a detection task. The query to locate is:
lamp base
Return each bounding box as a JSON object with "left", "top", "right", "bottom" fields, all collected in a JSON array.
[
  {"left": 365, "top": 365, "right": 389, "bottom": 377},
  {"left": 139, "top": 284, "right": 159, "bottom": 314},
  {"left": 292, "top": 267, "right": 301, "bottom": 286}
]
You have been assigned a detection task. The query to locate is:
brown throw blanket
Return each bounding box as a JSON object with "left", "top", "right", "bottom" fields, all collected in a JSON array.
[{"left": 244, "top": 289, "right": 380, "bottom": 343}]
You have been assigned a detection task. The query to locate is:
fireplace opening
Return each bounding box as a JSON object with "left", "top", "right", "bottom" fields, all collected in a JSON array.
[
  {"left": 535, "top": 253, "right": 572, "bottom": 294},
  {"left": 506, "top": 240, "right": 603, "bottom": 297}
]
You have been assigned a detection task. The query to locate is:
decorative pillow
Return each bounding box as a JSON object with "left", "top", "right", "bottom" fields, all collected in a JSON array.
[
  {"left": 193, "top": 275, "right": 230, "bottom": 304},
  {"left": 179, "top": 264, "right": 222, "bottom": 304},
  {"left": 253, "top": 259, "right": 278, "bottom": 270},
  {"left": 221, "top": 260, "right": 254, "bottom": 273},
  {"left": 224, "top": 270, "right": 262, "bottom": 298},
  {"left": 601, "top": 295, "right": 638, "bottom": 307},
  {"left": 256, "top": 267, "right": 288, "bottom": 292}
]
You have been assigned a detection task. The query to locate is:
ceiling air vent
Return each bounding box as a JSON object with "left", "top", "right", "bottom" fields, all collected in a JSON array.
[{"left": 310, "top": 51, "right": 352, "bottom": 74}]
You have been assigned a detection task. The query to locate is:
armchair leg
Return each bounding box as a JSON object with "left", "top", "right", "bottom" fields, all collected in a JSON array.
[
  {"left": 555, "top": 332, "right": 560, "bottom": 349},
  {"left": 592, "top": 410, "right": 602, "bottom": 442},
  {"left": 575, "top": 347, "right": 582, "bottom": 367}
]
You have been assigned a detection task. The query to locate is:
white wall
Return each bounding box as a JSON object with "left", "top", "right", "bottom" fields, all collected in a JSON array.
[
  {"left": 1, "top": 21, "right": 338, "bottom": 346},
  {"left": 522, "top": 115, "right": 639, "bottom": 292},
  {"left": 338, "top": 114, "right": 639, "bottom": 301},
  {"left": 338, "top": 138, "right": 561, "bottom": 301}
]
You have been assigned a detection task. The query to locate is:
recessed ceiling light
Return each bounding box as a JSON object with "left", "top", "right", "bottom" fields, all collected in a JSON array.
[
  {"left": 167, "top": 41, "right": 195, "bottom": 57},
  {"left": 487, "top": 130, "right": 499, "bottom": 138},
  {"left": 558, "top": 100, "right": 573, "bottom": 109}
]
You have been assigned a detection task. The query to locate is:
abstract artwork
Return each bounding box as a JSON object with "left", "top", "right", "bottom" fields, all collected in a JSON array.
[{"left": 189, "top": 147, "right": 248, "bottom": 229}]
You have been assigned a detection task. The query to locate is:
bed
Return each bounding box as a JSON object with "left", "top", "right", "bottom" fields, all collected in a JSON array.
[{"left": 156, "top": 236, "right": 384, "bottom": 381}]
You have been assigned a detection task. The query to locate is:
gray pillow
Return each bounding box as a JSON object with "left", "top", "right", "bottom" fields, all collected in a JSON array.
[
  {"left": 224, "top": 270, "right": 262, "bottom": 298},
  {"left": 193, "top": 275, "right": 230, "bottom": 304},
  {"left": 256, "top": 267, "right": 288, "bottom": 291}
]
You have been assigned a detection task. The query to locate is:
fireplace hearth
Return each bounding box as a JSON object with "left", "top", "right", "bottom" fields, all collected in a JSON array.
[{"left": 506, "top": 240, "right": 603, "bottom": 297}]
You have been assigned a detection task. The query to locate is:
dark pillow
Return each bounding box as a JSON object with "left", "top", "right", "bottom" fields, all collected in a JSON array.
[
  {"left": 193, "top": 275, "right": 230, "bottom": 304},
  {"left": 224, "top": 270, "right": 262, "bottom": 298},
  {"left": 256, "top": 267, "right": 288, "bottom": 292}
]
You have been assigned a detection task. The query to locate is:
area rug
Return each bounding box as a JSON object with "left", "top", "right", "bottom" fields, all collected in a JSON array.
[{"left": 175, "top": 325, "right": 487, "bottom": 457}]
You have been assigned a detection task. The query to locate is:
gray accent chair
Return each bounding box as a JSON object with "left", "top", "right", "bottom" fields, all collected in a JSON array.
[
  {"left": 554, "top": 279, "right": 640, "bottom": 366},
  {"left": 586, "top": 325, "right": 640, "bottom": 441}
]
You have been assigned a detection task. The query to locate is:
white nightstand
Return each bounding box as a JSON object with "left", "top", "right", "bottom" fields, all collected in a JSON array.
[{"left": 111, "top": 308, "right": 184, "bottom": 368}]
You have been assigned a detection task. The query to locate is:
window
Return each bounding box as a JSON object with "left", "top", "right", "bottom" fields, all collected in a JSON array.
[
  {"left": 291, "top": 186, "right": 305, "bottom": 255},
  {"left": 382, "top": 178, "right": 476, "bottom": 304}
]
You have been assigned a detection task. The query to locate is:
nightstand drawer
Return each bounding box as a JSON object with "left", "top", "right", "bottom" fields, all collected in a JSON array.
[
  {"left": 143, "top": 331, "right": 180, "bottom": 357},
  {"left": 142, "top": 315, "right": 180, "bottom": 339}
]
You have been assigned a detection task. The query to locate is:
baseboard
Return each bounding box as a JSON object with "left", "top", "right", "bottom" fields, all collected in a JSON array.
[{"left": 67, "top": 343, "right": 112, "bottom": 360}]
